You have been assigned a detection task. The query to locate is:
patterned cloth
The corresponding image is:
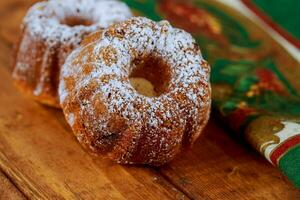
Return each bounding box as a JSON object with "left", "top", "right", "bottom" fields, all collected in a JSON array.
[
  {"left": 242, "top": 0, "right": 300, "bottom": 48},
  {"left": 122, "top": 0, "right": 300, "bottom": 188}
]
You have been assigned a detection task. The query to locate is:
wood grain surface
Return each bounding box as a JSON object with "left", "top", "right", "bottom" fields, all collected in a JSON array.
[
  {"left": 0, "top": 170, "right": 25, "bottom": 200},
  {"left": 0, "top": 0, "right": 299, "bottom": 199}
]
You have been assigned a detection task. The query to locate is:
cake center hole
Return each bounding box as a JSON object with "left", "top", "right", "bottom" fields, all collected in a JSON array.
[
  {"left": 61, "top": 16, "right": 93, "bottom": 27},
  {"left": 129, "top": 55, "right": 171, "bottom": 97}
]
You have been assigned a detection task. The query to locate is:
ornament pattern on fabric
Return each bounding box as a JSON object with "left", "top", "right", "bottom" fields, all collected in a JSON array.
[{"left": 122, "top": 0, "right": 300, "bottom": 187}]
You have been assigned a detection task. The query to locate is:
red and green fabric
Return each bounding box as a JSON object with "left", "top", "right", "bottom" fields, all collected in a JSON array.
[
  {"left": 242, "top": 0, "right": 300, "bottom": 48},
  {"left": 122, "top": 0, "right": 300, "bottom": 188}
]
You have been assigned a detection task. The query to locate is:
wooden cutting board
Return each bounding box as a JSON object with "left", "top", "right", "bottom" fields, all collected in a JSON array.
[{"left": 0, "top": 0, "right": 299, "bottom": 199}]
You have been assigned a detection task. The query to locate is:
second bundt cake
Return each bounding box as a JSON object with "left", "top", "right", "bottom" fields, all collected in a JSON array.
[{"left": 12, "top": 0, "right": 132, "bottom": 107}]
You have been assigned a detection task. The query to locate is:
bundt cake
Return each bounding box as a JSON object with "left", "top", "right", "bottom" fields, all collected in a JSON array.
[
  {"left": 59, "top": 17, "right": 211, "bottom": 165},
  {"left": 12, "top": 0, "right": 132, "bottom": 107}
]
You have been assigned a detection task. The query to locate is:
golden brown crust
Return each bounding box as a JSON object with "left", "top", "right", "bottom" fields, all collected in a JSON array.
[
  {"left": 12, "top": 27, "right": 62, "bottom": 108},
  {"left": 12, "top": 0, "right": 132, "bottom": 107},
  {"left": 60, "top": 17, "right": 211, "bottom": 166}
]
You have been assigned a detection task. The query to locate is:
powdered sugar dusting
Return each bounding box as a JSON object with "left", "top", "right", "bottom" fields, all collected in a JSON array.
[
  {"left": 12, "top": 0, "right": 132, "bottom": 107},
  {"left": 59, "top": 17, "right": 211, "bottom": 165},
  {"left": 67, "top": 113, "right": 75, "bottom": 126},
  {"left": 23, "top": 0, "right": 132, "bottom": 47}
]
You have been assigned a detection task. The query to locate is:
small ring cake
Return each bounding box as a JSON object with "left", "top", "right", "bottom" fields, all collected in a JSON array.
[
  {"left": 12, "top": 0, "right": 132, "bottom": 107},
  {"left": 59, "top": 17, "right": 211, "bottom": 165}
]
